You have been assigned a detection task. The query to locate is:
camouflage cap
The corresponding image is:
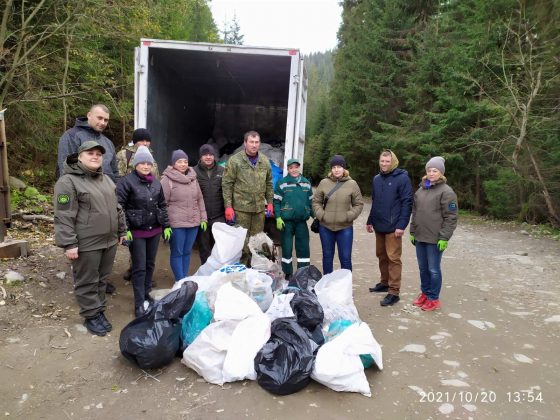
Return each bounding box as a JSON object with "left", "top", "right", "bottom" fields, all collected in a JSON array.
[{"left": 78, "top": 141, "right": 106, "bottom": 154}]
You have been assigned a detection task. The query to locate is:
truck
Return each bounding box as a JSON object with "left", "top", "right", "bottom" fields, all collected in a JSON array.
[{"left": 134, "top": 39, "right": 308, "bottom": 174}]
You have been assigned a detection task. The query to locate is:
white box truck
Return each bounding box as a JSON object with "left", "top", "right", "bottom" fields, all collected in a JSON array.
[{"left": 134, "top": 39, "right": 307, "bottom": 173}]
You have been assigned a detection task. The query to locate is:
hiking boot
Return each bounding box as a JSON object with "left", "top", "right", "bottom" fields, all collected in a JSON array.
[
  {"left": 413, "top": 293, "right": 428, "bottom": 307},
  {"left": 380, "top": 294, "right": 400, "bottom": 306},
  {"left": 84, "top": 314, "right": 108, "bottom": 336},
  {"left": 421, "top": 299, "right": 441, "bottom": 311},
  {"left": 369, "top": 282, "right": 389, "bottom": 293},
  {"left": 106, "top": 283, "right": 116, "bottom": 294},
  {"left": 99, "top": 312, "right": 112, "bottom": 332}
]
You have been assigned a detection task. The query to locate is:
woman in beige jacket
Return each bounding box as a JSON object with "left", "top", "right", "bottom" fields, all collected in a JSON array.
[{"left": 312, "top": 155, "right": 363, "bottom": 274}]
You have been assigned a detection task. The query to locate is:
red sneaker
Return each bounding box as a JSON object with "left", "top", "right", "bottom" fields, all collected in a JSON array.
[
  {"left": 413, "top": 293, "right": 427, "bottom": 307},
  {"left": 421, "top": 299, "right": 441, "bottom": 311}
]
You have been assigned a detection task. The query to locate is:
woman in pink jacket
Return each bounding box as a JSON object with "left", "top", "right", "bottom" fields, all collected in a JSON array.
[{"left": 161, "top": 150, "right": 208, "bottom": 280}]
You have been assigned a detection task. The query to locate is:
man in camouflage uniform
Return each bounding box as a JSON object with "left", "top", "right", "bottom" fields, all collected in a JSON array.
[
  {"left": 222, "top": 130, "right": 273, "bottom": 265},
  {"left": 116, "top": 128, "right": 159, "bottom": 177}
]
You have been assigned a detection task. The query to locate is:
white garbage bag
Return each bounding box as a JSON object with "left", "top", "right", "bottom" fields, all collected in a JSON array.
[
  {"left": 195, "top": 223, "right": 247, "bottom": 276},
  {"left": 182, "top": 319, "right": 240, "bottom": 385},
  {"left": 248, "top": 232, "right": 277, "bottom": 272},
  {"left": 214, "top": 282, "right": 264, "bottom": 321},
  {"left": 265, "top": 293, "right": 295, "bottom": 321},
  {"left": 222, "top": 314, "right": 271, "bottom": 382},
  {"left": 311, "top": 322, "right": 383, "bottom": 397},
  {"left": 314, "top": 269, "right": 360, "bottom": 327},
  {"left": 171, "top": 271, "right": 228, "bottom": 310},
  {"left": 182, "top": 285, "right": 272, "bottom": 385}
]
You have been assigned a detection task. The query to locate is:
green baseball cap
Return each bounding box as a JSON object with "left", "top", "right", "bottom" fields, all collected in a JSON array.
[
  {"left": 287, "top": 158, "right": 301, "bottom": 167},
  {"left": 78, "top": 140, "right": 106, "bottom": 154}
]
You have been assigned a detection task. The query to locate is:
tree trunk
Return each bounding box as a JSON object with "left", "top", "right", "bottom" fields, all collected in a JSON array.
[{"left": 526, "top": 145, "right": 560, "bottom": 228}]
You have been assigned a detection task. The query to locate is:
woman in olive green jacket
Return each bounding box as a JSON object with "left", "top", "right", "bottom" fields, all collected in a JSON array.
[{"left": 312, "top": 155, "right": 363, "bottom": 274}]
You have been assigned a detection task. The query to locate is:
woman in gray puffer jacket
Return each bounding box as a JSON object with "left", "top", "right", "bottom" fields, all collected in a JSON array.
[
  {"left": 161, "top": 150, "right": 207, "bottom": 281},
  {"left": 409, "top": 156, "right": 458, "bottom": 312}
]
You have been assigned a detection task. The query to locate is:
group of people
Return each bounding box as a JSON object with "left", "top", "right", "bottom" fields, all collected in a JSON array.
[
  {"left": 54, "top": 104, "right": 224, "bottom": 334},
  {"left": 53, "top": 103, "right": 457, "bottom": 337}
]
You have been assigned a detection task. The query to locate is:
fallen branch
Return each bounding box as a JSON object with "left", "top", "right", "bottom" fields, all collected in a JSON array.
[
  {"left": 11, "top": 212, "right": 54, "bottom": 223},
  {"left": 140, "top": 369, "right": 162, "bottom": 382},
  {"left": 65, "top": 348, "right": 82, "bottom": 359},
  {"left": 22, "top": 214, "right": 54, "bottom": 223}
]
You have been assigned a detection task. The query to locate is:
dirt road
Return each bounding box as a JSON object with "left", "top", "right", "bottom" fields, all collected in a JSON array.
[{"left": 1, "top": 201, "right": 559, "bottom": 419}]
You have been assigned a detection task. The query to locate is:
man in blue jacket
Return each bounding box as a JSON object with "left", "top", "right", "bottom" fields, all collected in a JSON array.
[{"left": 366, "top": 150, "right": 413, "bottom": 306}]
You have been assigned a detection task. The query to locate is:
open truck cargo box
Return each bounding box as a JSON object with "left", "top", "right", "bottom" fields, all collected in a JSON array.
[{"left": 135, "top": 39, "right": 307, "bottom": 173}]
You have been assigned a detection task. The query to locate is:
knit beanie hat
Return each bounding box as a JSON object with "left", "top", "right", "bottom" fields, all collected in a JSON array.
[
  {"left": 425, "top": 156, "right": 445, "bottom": 175},
  {"left": 132, "top": 128, "right": 152, "bottom": 144},
  {"left": 132, "top": 145, "right": 154, "bottom": 167},
  {"left": 199, "top": 144, "right": 217, "bottom": 159},
  {"left": 330, "top": 154, "right": 346, "bottom": 168},
  {"left": 171, "top": 149, "right": 189, "bottom": 165}
]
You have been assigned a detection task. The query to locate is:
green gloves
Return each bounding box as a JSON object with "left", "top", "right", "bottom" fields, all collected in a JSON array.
[
  {"left": 163, "top": 227, "right": 172, "bottom": 241},
  {"left": 200, "top": 221, "right": 208, "bottom": 232},
  {"left": 276, "top": 217, "right": 285, "bottom": 230},
  {"left": 126, "top": 230, "right": 133, "bottom": 242},
  {"left": 437, "top": 239, "right": 448, "bottom": 252},
  {"left": 409, "top": 234, "right": 416, "bottom": 246}
]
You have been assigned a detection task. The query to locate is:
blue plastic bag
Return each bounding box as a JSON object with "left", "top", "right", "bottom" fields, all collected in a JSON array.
[{"left": 181, "top": 291, "right": 213, "bottom": 347}]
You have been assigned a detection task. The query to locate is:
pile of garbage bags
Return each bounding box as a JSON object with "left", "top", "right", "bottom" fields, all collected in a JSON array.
[
  {"left": 119, "top": 224, "right": 383, "bottom": 397},
  {"left": 181, "top": 266, "right": 383, "bottom": 397}
]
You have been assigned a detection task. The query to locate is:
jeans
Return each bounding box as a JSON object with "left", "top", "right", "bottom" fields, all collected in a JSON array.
[
  {"left": 319, "top": 225, "right": 353, "bottom": 274},
  {"left": 131, "top": 235, "right": 160, "bottom": 309},
  {"left": 415, "top": 241, "right": 443, "bottom": 300},
  {"left": 170, "top": 227, "right": 199, "bottom": 280}
]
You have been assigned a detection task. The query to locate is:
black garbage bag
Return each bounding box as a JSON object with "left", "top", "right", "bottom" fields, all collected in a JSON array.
[
  {"left": 305, "top": 324, "right": 325, "bottom": 347},
  {"left": 254, "top": 317, "right": 316, "bottom": 395},
  {"left": 288, "top": 265, "right": 322, "bottom": 291},
  {"left": 290, "top": 290, "right": 324, "bottom": 331},
  {"left": 119, "top": 281, "right": 198, "bottom": 369}
]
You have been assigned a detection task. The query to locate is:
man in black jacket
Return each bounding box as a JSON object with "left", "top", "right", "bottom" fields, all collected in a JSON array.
[
  {"left": 193, "top": 144, "right": 225, "bottom": 265},
  {"left": 57, "top": 104, "right": 119, "bottom": 183}
]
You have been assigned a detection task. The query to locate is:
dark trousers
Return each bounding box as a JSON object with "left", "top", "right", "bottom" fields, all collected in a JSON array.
[
  {"left": 196, "top": 215, "right": 225, "bottom": 265},
  {"left": 72, "top": 244, "right": 118, "bottom": 318},
  {"left": 130, "top": 234, "right": 160, "bottom": 309},
  {"left": 319, "top": 225, "right": 353, "bottom": 274},
  {"left": 375, "top": 232, "right": 403, "bottom": 296},
  {"left": 280, "top": 220, "right": 310, "bottom": 275},
  {"left": 416, "top": 241, "right": 443, "bottom": 300}
]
